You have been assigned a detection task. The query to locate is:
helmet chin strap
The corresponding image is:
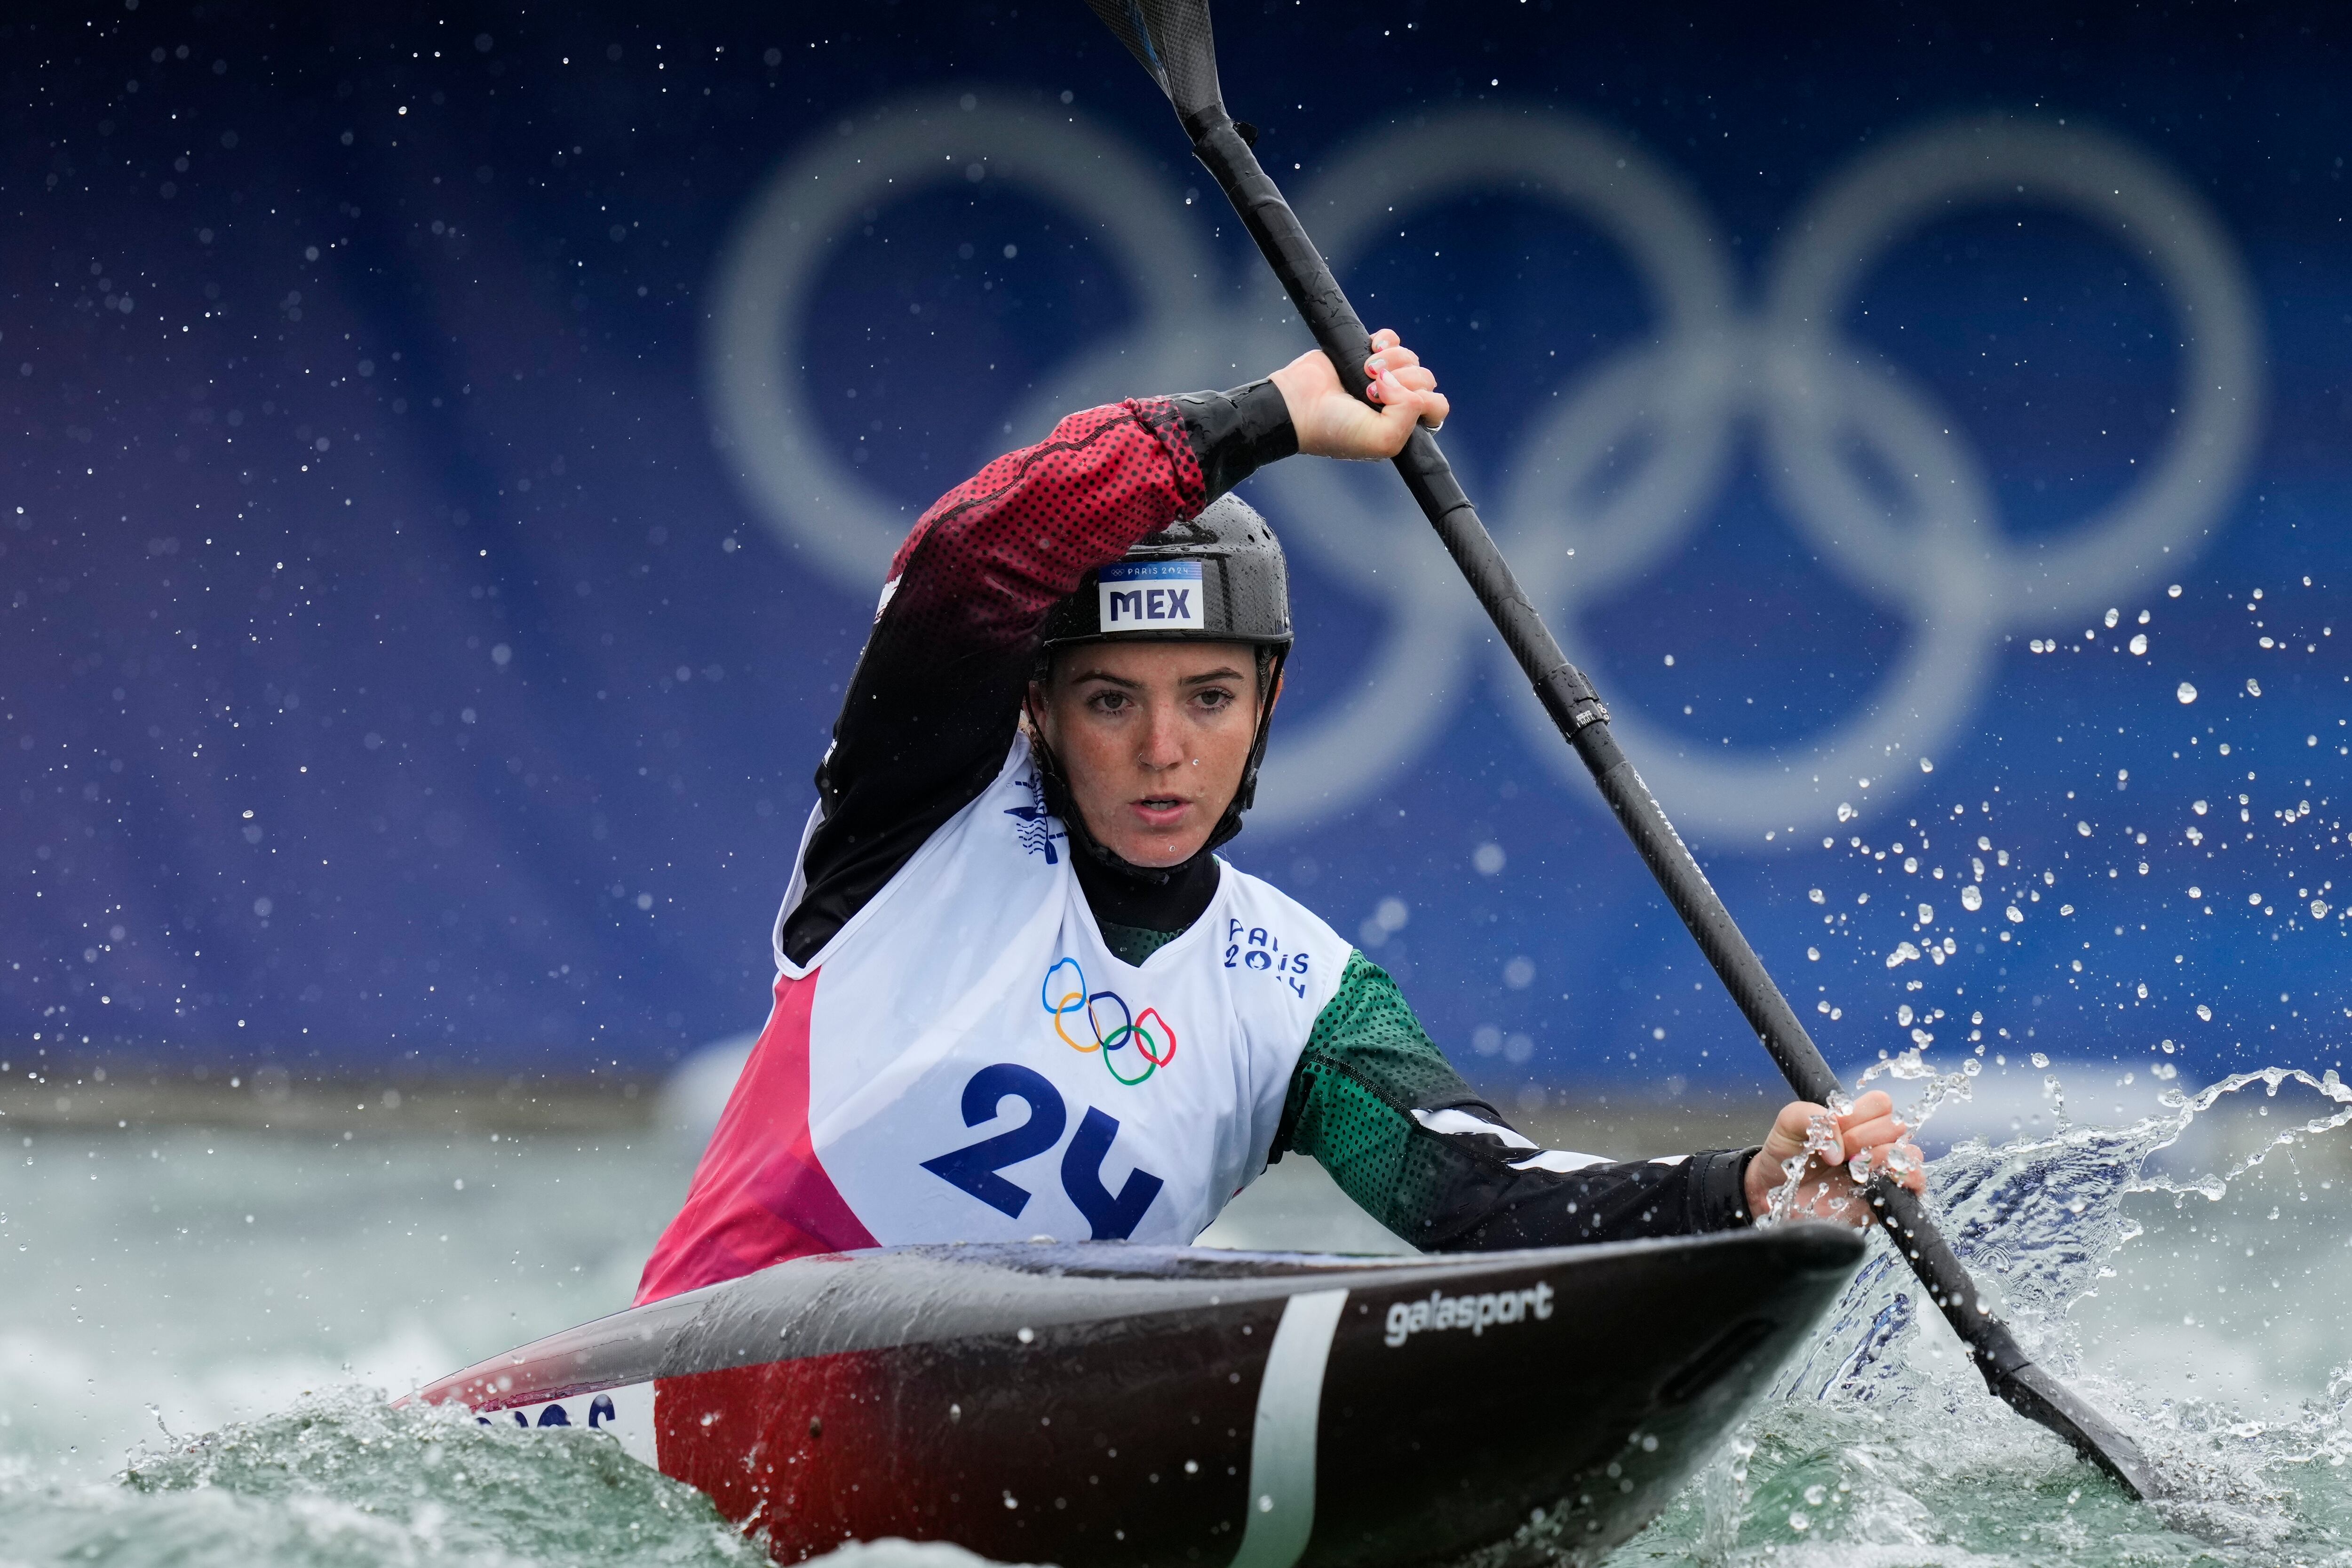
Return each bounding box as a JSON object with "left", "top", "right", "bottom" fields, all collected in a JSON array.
[
  {"left": 1023, "top": 645, "right": 1285, "bottom": 885},
  {"left": 1232, "top": 645, "right": 1287, "bottom": 815}
]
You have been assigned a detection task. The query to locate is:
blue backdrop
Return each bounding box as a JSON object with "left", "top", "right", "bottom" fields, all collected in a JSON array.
[{"left": 7, "top": 1, "right": 2347, "bottom": 1100}]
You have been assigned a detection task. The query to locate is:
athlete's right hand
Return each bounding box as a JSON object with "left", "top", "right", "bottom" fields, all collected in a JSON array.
[
  {"left": 1742, "top": 1090, "right": 1923, "bottom": 1226},
  {"left": 1270, "top": 328, "right": 1449, "bottom": 462}
]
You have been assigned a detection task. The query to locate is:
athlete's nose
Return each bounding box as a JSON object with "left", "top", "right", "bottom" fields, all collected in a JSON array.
[{"left": 1135, "top": 700, "right": 1188, "bottom": 773}]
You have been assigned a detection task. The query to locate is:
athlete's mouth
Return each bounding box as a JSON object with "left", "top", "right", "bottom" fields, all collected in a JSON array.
[{"left": 1131, "top": 795, "right": 1192, "bottom": 822}]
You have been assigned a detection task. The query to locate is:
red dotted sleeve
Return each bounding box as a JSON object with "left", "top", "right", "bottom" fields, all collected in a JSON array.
[{"left": 880, "top": 397, "right": 1207, "bottom": 653}]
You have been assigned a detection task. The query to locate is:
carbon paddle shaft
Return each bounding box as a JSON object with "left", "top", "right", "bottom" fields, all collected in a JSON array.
[{"left": 1175, "top": 104, "right": 2156, "bottom": 1501}]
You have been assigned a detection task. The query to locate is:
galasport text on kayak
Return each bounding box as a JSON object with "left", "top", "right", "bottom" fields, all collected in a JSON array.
[{"left": 1382, "top": 1280, "right": 1556, "bottom": 1347}]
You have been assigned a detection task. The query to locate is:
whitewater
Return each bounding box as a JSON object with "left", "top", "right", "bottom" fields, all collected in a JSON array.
[{"left": 5, "top": 1054, "right": 2351, "bottom": 1567}]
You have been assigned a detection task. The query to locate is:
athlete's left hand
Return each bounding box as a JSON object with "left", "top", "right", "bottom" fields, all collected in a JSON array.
[
  {"left": 1742, "top": 1090, "right": 1924, "bottom": 1226},
  {"left": 1271, "top": 328, "right": 1449, "bottom": 461}
]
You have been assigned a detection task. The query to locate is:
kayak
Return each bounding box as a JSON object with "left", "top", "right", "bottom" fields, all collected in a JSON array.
[{"left": 414, "top": 1226, "right": 1862, "bottom": 1566}]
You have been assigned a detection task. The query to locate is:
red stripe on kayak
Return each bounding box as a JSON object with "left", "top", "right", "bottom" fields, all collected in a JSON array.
[
  {"left": 636, "top": 969, "right": 878, "bottom": 1304},
  {"left": 652, "top": 1324, "right": 1265, "bottom": 1566},
  {"left": 656, "top": 1353, "right": 903, "bottom": 1561}
]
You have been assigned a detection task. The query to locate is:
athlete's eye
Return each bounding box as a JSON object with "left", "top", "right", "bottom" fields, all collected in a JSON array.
[
  {"left": 1193, "top": 688, "right": 1235, "bottom": 711},
  {"left": 1087, "top": 689, "right": 1131, "bottom": 714}
]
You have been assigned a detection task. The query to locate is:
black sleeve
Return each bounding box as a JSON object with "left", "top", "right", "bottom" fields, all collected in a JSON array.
[
  {"left": 1422, "top": 1142, "right": 1761, "bottom": 1251},
  {"left": 1273, "top": 950, "right": 1760, "bottom": 1249},
  {"left": 1171, "top": 378, "right": 1298, "bottom": 497},
  {"left": 779, "top": 382, "right": 1295, "bottom": 965}
]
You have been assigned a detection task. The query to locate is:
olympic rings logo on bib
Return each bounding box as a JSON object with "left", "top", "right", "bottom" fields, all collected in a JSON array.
[{"left": 1041, "top": 957, "right": 1176, "bottom": 1087}]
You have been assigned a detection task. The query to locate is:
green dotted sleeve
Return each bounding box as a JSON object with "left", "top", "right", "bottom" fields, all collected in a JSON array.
[{"left": 1271, "top": 951, "right": 1756, "bottom": 1250}]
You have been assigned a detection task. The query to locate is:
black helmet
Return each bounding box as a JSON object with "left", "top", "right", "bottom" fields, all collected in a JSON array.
[{"left": 1039, "top": 493, "right": 1291, "bottom": 651}]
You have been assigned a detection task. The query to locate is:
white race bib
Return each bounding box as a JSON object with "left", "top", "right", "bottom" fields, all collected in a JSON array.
[{"left": 780, "top": 736, "right": 1347, "bottom": 1246}]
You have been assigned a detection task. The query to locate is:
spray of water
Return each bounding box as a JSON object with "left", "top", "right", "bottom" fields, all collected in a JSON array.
[{"left": 1655, "top": 1062, "right": 2352, "bottom": 1564}]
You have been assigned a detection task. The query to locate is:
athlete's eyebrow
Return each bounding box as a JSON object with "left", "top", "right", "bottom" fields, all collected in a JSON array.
[{"left": 1065, "top": 664, "right": 1246, "bottom": 689}]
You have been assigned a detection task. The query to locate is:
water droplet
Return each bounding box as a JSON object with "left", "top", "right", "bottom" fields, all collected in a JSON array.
[
  {"left": 2247, "top": 677, "right": 2263, "bottom": 697},
  {"left": 1960, "top": 884, "right": 1983, "bottom": 912},
  {"left": 2129, "top": 633, "right": 2148, "bottom": 655},
  {"left": 1803, "top": 1484, "right": 1828, "bottom": 1506},
  {"left": 2177, "top": 681, "right": 2198, "bottom": 704}
]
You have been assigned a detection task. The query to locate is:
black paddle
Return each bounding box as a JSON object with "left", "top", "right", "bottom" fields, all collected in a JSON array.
[{"left": 1082, "top": 0, "right": 2158, "bottom": 1501}]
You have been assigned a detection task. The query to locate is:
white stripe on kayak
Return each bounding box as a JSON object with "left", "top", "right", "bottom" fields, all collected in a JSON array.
[{"left": 1230, "top": 1287, "right": 1349, "bottom": 1568}]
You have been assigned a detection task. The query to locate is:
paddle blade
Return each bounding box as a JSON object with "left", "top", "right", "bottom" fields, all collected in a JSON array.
[
  {"left": 1996, "top": 1360, "right": 2160, "bottom": 1500},
  {"left": 1083, "top": 0, "right": 1224, "bottom": 119}
]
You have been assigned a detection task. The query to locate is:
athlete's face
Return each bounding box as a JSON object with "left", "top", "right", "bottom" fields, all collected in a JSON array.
[{"left": 1029, "top": 641, "right": 1277, "bottom": 868}]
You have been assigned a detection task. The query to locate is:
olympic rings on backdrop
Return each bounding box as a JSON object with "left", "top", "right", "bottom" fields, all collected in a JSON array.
[
  {"left": 711, "top": 95, "right": 2262, "bottom": 843},
  {"left": 1041, "top": 957, "right": 1177, "bottom": 1086},
  {"left": 706, "top": 95, "right": 1214, "bottom": 590}
]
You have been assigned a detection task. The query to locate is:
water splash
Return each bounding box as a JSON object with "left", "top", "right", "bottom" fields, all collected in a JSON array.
[
  {"left": 86, "top": 1389, "right": 760, "bottom": 1567},
  {"left": 2135, "top": 1066, "right": 2352, "bottom": 1202},
  {"left": 1853, "top": 1044, "right": 1987, "bottom": 1143},
  {"left": 1781, "top": 1065, "right": 2352, "bottom": 1400},
  {"left": 1621, "top": 1062, "right": 2352, "bottom": 1564}
]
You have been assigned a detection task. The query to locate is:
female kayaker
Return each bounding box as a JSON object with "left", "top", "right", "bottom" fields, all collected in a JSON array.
[{"left": 637, "top": 332, "right": 1920, "bottom": 1302}]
